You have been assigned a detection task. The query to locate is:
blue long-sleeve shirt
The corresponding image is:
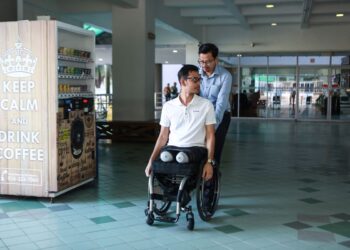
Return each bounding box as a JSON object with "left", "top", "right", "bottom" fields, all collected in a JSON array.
[{"left": 200, "top": 65, "right": 232, "bottom": 129}]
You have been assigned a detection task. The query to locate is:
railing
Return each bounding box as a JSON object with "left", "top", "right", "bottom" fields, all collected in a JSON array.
[
  {"left": 95, "top": 92, "right": 162, "bottom": 142},
  {"left": 95, "top": 94, "right": 113, "bottom": 121},
  {"left": 154, "top": 91, "right": 163, "bottom": 110},
  {"left": 96, "top": 120, "right": 160, "bottom": 142}
]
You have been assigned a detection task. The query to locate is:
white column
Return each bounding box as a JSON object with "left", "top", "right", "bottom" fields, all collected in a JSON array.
[
  {"left": 17, "top": 0, "right": 23, "bottom": 20},
  {"left": 112, "top": 1, "right": 155, "bottom": 121},
  {"left": 185, "top": 43, "right": 198, "bottom": 65}
]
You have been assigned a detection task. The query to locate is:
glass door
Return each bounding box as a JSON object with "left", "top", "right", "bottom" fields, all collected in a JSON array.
[
  {"left": 334, "top": 56, "right": 350, "bottom": 120},
  {"left": 238, "top": 56, "right": 268, "bottom": 118},
  {"left": 298, "top": 56, "right": 331, "bottom": 120},
  {"left": 238, "top": 67, "right": 269, "bottom": 118},
  {"left": 223, "top": 54, "right": 350, "bottom": 120},
  {"left": 298, "top": 67, "right": 329, "bottom": 120},
  {"left": 264, "top": 67, "right": 297, "bottom": 119}
]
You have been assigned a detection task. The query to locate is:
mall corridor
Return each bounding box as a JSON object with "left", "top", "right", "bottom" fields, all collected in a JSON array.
[{"left": 0, "top": 120, "right": 349, "bottom": 250}]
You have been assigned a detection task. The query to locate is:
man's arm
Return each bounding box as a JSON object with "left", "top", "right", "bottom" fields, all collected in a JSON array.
[
  {"left": 202, "top": 124, "right": 215, "bottom": 180},
  {"left": 145, "top": 126, "right": 170, "bottom": 177},
  {"left": 215, "top": 70, "right": 232, "bottom": 128}
]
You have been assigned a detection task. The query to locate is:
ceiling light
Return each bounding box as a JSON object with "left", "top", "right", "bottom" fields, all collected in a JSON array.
[
  {"left": 336, "top": 13, "right": 344, "bottom": 17},
  {"left": 164, "top": 61, "right": 169, "bottom": 64},
  {"left": 98, "top": 58, "right": 103, "bottom": 61},
  {"left": 271, "top": 23, "right": 277, "bottom": 26},
  {"left": 172, "top": 49, "right": 178, "bottom": 53},
  {"left": 83, "top": 24, "right": 105, "bottom": 36},
  {"left": 266, "top": 4, "right": 274, "bottom": 8}
]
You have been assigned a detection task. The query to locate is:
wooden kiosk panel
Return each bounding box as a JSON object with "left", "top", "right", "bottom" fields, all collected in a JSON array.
[
  {"left": 0, "top": 20, "right": 96, "bottom": 198},
  {"left": 0, "top": 20, "right": 53, "bottom": 197}
]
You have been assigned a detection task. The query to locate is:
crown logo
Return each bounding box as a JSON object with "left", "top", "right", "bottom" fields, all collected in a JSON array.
[{"left": 0, "top": 40, "right": 38, "bottom": 77}]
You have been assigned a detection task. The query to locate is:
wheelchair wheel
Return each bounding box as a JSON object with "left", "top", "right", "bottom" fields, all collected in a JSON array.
[
  {"left": 196, "top": 169, "right": 221, "bottom": 221},
  {"left": 147, "top": 176, "right": 172, "bottom": 216},
  {"left": 186, "top": 212, "right": 195, "bottom": 231},
  {"left": 146, "top": 212, "right": 154, "bottom": 225}
]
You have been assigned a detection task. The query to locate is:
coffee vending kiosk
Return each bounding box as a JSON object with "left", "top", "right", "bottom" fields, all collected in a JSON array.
[{"left": 0, "top": 20, "right": 96, "bottom": 198}]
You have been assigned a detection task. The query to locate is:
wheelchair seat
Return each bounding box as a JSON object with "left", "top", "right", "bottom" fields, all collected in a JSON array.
[{"left": 152, "top": 160, "right": 200, "bottom": 176}]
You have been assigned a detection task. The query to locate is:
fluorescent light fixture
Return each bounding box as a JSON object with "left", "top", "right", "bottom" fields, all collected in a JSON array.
[
  {"left": 266, "top": 4, "right": 274, "bottom": 8},
  {"left": 336, "top": 13, "right": 344, "bottom": 17},
  {"left": 164, "top": 61, "right": 169, "bottom": 64},
  {"left": 172, "top": 49, "right": 178, "bottom": 53},
  {"left": 83, "top": 24, "right": 104, "bottom": 35},
  {"left": 271, "top": 23, "right": 277, "bottom": 26},
  {"left": 98, "top": 58, "right": 103, "bottom": 61}
]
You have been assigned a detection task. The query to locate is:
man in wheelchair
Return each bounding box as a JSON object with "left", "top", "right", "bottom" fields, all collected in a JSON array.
[{"left": 144, "top": 65, "right": 220, "bottom": 230}]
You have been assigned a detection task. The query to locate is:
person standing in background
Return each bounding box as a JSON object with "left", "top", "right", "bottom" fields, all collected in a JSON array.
[
  {"left": 290, "top": 83, "right": 296, "bottom": 106},
  {"left": 163, "top": 83, "right": 171, "bottom": 101},
  {"left": 198, "top": 43, "right": 232, "bottom": 166},
  {"left": 170, "top": 82, "right": 178, "bottom": 99}
]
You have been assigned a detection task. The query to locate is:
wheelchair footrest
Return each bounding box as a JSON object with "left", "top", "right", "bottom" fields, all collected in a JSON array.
[{"left": 155, "top": 215, "right": 179, "bottom": 223}]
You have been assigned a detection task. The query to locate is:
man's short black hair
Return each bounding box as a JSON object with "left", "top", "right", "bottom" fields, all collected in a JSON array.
[
  {"left": 198, "top": 43, "right": 219, "bottom": 58},
  {"left": 178, "top": 64, "right": 199, "bottom": 82}
]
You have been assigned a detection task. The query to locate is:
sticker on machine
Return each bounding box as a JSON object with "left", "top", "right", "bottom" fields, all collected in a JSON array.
[{"left": 0, "top": 168, "right": 42, "bottom": 186}]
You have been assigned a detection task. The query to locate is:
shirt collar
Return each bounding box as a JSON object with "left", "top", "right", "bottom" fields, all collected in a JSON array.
[
  {"left": 200, "top": 65, "right": 220, "bottom": 78},
  {"left": 174, "top": 96, "right": 183, "bottom": 106},
  {"left": 174, "top": 94, "right": 199, "bottom": 106}
]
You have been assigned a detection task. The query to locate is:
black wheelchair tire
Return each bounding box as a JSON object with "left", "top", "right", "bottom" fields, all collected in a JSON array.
[
  {"left": 146, "top": 213, "right": 154, "bottom": 225},
  {"left": 196, "top": 169, "right": 221, "bottom": 221},
  {"left": 187, "top": 218, "right": 194, "bottom": 231},
  {"left": 186, "top": 212, "right": 195, "bottom": 231}
]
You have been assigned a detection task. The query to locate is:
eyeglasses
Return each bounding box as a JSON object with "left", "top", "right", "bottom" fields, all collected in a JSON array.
[
  {"left": 198, "top": 60, "right": 215, "bottom": 66},
  {"left": 186, "top": 76, "right": 202, "bottom": 83}
]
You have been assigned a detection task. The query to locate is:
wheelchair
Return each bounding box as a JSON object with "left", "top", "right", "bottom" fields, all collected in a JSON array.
[{"left": 145, "top": 146, "right": 221, "bottom": 230}]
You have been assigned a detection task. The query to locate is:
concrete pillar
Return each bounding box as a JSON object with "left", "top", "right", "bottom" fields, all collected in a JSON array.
[
  {"left": 185, "top": 43, "right": 198, "bottom": 65},
  {"left": 154, "top": 63, "right": 162, "bottom": 92},
  {"left": 0, "top": 0, "right": 18, "bottom": 21},
  {"left": 112, "top": 1, "right": 155, "bottom": 121}
]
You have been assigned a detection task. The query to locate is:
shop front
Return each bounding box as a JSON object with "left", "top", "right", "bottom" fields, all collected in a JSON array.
[{"left": 225, "top": 54, "right": 350, "bottom": 121}]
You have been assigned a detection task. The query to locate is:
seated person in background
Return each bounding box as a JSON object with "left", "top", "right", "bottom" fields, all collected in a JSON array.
[
  {"left": 240, "top": 90, "right": 249, "bottom": 109},
  {"left": 145, "top": 65, "right": 216, "bottom": 181}
]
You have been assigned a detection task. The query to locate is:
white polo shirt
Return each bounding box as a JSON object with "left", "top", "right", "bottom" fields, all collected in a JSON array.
[{"left": 160, "top": 94, "right": 216, "bottom": 147}]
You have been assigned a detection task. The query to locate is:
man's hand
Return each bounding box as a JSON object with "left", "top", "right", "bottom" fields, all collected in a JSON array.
[
  {"left": 145, "top": 163, "right": 152, "bottom": 177},
  {"left": 202, "top": 162, "right": 213, "bottom": 181}
]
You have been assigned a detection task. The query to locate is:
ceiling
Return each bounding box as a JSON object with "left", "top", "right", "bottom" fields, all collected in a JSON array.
[
  {"left": 160, "top": 0, "right": 350, "bottom": 62},
  {"left": 162, "top": 0, "right": 350, "bottom": 29},
  {"left": 22, "top": 0, "right": 350, "bottom": 63}
]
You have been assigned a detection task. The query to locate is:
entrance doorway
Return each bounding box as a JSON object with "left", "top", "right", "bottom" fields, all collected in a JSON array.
[{"left": 226, "top": 54, "right": 350, "bottom": 121}]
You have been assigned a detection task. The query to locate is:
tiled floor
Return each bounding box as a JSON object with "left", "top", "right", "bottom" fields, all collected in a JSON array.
[{"left": 1, "top": 120, "right": 350, "bottom": 249}]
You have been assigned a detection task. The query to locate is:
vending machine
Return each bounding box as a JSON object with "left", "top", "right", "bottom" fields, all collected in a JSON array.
[{"left": 0, "top": 20, "right": 96, "bottom": 198}]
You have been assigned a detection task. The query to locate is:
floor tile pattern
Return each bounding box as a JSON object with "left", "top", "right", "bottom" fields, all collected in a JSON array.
[{"left": 0, "top": 120, "right": 349, "bottom": 249}]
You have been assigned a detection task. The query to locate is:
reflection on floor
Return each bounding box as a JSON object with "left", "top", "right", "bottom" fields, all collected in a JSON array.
[
  {"left": 0, "top": 120, "right": 350, "bottom": 249},
  {"left": 252, "top": 104, "right": 350, "bottom": 120}
]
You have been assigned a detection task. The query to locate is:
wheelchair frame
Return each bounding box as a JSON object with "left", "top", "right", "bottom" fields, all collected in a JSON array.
[{"left": 145, "top": 159, "right": 221, "bottom": 230}]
